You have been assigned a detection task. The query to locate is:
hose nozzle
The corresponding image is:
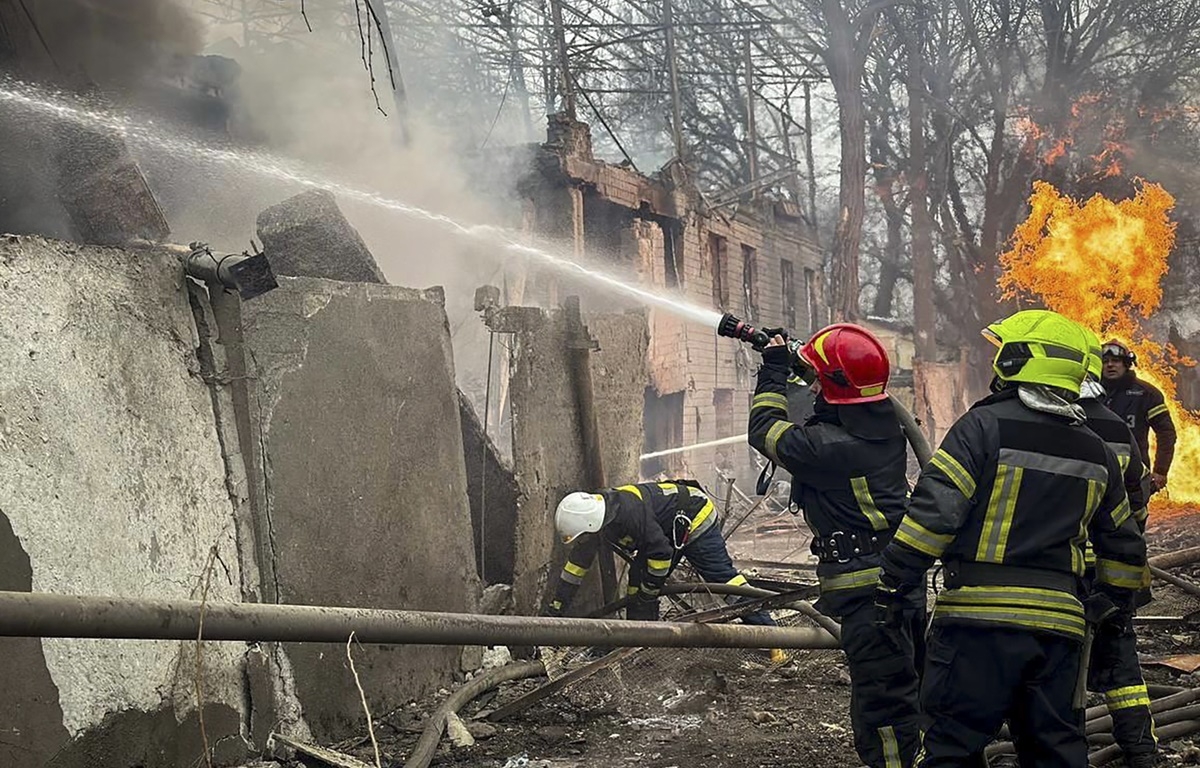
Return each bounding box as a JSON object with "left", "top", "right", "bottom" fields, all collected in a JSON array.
[{"left": 717, "top": 313, "right": 771, "bottom": 350}]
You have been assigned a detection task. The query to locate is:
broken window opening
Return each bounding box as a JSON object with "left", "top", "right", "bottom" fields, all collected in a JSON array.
[
  {"left": 781, "top": 258, "right": 797, "bottom": 330},
  {"left": 741, "top": 244, "right": 758, "bottom": 321},
  {"left": 643, "top": 388, "right": 684, "bottom": 478},
  {"left": 709, "top": 233, "right": 729, "bottom": 310},
  {"left": 663, "top": 223, "right": 680, "bottom": 288},
  {"left": 713, "top": 388, "right": 734, "bottom": 468},
  {"left": 804, "top": 267, "right": 820, "bottom": 335}
]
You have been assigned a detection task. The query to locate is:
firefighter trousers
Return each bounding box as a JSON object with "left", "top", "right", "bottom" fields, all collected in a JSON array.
[
  {"left": 840, "top": 596, "right": 924, "bottom": 768},
  {"left": 1088, "top": 615, "right": 1157, "bottom": 758},
  {"left": 917, "top": 623, "right": 1085, "bottom": 767},
  {"left": 626, "top": 525, "right": 776, "bottom": 626}
]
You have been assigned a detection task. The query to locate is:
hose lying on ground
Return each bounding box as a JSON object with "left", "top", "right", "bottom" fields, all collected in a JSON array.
[
  {"left": 987, "top": 688, "right": 1200, "bottom": 758},
  {"left": 403, "top": 660, "right": 546, "bottom": 768},
  {"left": 1089, "top": 719, "right": 1200, "bottom": 765},
  {"left": 587, "top": 582, "right": 841, "bottom": 641}
]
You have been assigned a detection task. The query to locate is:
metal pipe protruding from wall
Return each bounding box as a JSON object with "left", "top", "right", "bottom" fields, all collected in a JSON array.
[
  {"left": 183, "top": 242, "right": 278, "bottom": 301},
  {"left": 0, "top": 592, "right": 843, "bottom": 650},
  {"left": 128, "top": 239, "right": 279, "bottom": 301}
]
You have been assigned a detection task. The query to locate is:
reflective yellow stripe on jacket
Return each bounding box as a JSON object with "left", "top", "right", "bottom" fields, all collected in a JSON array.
[
  {"left": 933, "top": 585, "right": 1086, "bottom": 639},
  {"left": 894, "top": 517, "right": 953, "bottom": 558},
  {"left": 819, "top": 567, "right": 881, "bottom": 593},
  {"left": 851, "top": 476, "right": 889, "bottom": 531}
]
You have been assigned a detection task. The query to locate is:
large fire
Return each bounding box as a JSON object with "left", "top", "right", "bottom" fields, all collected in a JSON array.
[{"left": 998, "top": 180, "right": 1200, "bottom": 516}]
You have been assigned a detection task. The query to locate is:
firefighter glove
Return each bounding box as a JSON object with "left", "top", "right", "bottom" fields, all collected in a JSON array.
[
  {"left": 873, "top": 580, "right": 906, "bottom": 630},
  {"left": 1084, "top": 590, "right": 1129, "bottom": 628}
]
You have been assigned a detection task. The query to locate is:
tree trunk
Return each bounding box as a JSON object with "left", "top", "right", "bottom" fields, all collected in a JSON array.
[
  {"left": 869, "top": 112, "right": 902, "bottom": 319},
  {"left": 828, "top": 60, "right": 868, "bottom": 322},
  {"left": 907, "top": 12, "right": 937, "bottom": 439}
]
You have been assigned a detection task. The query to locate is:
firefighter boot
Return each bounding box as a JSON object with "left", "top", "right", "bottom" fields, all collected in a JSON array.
[{"left": 1127, "top": 753, "right": 1157, "bottom": 768}]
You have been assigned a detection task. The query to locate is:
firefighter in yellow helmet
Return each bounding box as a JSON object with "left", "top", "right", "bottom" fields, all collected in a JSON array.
[{"left": 874, "top": 309, "right": 1147, "bottom": 766}]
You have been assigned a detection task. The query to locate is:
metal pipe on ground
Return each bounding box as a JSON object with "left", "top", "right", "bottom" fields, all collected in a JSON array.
[
  {"left": 990, "top": 688, "right": 1200, "bottom": 755},
  {"left": 1086, "top": 688, "right": 1200, "bottom": 735},
  {"left": 1149, "top": 546, "right": 1200, "bottom": 570},
  {"left": 1150, "top": 565, "right": 1200, "bottom": 599},
  {"left": 1089, "top": 720, "right": 1200, "bottom": 765},
  {"left": 0, "top": 591, "right": 841, "bottom": 649},
  {"left": 404, "top": 660, "right": 545, "bottom": 768}
]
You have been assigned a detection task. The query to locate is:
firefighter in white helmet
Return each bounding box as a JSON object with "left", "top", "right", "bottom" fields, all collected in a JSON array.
[{"left": 547, "top": 480, "right": 780, "bottom": 650}]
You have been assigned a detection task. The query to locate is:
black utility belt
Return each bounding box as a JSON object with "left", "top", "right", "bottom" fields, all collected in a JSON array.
[
  {"left": 810, "top": 530, "right": 891, "bottom": 563},
  {"left": 941, "top": 561, "right": 1080, "bottom": 595}
]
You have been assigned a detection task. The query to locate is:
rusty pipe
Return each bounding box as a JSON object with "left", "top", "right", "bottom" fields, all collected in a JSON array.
[
  {"left": 1089, "top": 719, "right": 1200, "bottom": 765},
  {"left": 0, "top": 592, "right": 841, "bottom": 650}
]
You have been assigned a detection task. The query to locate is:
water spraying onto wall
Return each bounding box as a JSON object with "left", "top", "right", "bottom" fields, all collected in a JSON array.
[{"left": 0, "top": 77, "right": 723, "bottom": 329}]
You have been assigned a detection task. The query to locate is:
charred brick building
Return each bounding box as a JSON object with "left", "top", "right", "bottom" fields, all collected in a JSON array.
[{"left": 514, "top": 115, "right": 825, "bottom": 489}]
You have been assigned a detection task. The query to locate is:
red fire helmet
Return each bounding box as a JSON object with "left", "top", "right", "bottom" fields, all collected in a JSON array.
[{"left": 798, "top": 323, "right": 891, "bottom": 404}]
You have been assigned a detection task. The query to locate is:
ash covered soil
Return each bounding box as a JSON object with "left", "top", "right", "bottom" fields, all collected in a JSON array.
[{"left": 292, "top": 515, "right": 1200, "bottom": 768}]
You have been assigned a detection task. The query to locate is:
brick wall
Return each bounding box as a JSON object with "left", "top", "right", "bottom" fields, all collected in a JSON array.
[{"left": 520, "top": 119, "right": 822, "bottom": 492}]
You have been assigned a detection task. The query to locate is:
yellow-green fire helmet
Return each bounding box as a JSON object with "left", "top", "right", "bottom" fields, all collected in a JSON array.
[
  {"left": 980, "top": 309, "right": 1090, "bottom": 395},
  {"left": 1079, "top": 325, "right": 1103, "bottom": 379}
]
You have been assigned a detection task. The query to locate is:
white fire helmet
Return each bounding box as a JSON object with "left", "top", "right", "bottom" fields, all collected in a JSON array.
[{"left": 555, "top": 492, "right": 607, "bottom": 543}]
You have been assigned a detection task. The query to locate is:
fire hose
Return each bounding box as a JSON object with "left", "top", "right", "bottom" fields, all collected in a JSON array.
[
  {"left": 986, "top": 687, "right": 1200, "bottom": 761},
  {"left": 586, "top": 581, "right": 841, "bottom": 641},
  {"left": 717, "top": 313, "right": 933, "bottom": 466}
]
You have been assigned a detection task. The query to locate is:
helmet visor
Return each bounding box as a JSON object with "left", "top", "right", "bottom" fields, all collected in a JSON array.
[
  {"left": 981, "top": 327, "right": 1003, "bottom": 348},
  {"left": 1101, "top": 343, "right": 1129, "bottom": 359}
]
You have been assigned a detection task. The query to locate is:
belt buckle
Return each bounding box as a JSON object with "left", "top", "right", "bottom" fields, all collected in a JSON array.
[{"left": 828, "top": 530, "right": 850, "bottom": 564}]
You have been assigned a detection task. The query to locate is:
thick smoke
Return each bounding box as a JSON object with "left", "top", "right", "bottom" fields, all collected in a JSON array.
[{"left": 15, "top": 0, "right": 202, "bottom": 90}]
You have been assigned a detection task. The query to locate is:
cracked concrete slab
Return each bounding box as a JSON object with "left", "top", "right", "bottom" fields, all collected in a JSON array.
[
  {"left": 235, "top": 276, "right": 479, "bottom": 742},
  {"left": 0, "top": 235, "right": 249, "bottom": 764}
]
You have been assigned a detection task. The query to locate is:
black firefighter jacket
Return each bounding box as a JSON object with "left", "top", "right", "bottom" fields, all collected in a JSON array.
[
  {"left": 1103, "top": 370, "right": 1177, "bottom": 477},
  {"left": 748, "top": 345, "right": 910, "bottom": 617},
  {"left": 550, "top": 481, "right": 716, "bottom": 612},
  {"left": 879, "top": 388, "right": 1148, "bottom": 641}
]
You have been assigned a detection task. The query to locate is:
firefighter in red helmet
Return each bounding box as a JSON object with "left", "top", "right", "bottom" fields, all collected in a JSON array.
[{"left": 748, "top": 323, "right": 923, "bottom": 768}]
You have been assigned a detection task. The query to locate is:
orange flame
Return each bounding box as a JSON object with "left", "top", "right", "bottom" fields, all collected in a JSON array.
[
  {"left": 1012, "top": 96, "right": 1132, "bottom": 178},
  {"left": 998, "top": 181, "right": 1200, "bottom": 514}
]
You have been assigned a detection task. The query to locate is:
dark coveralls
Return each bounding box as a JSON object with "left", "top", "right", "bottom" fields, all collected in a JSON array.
[
  {"left": 878, "top": 388, "right": 1148, "bottom": 767},
  {"left": 1103, "top": 370, "right": 1177, "bottom": 478},
  {"left": 1080, "top": 397, "right": 1156, "bottom": 760},
  {"left": 550, "top": 481, "right": 776, "bottom": 625},
  {"left": 749, "top": 345, "right": 923, "bottom": 768}
]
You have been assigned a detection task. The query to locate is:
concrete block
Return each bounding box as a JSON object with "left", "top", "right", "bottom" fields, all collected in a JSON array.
[
  {"left": 589, "top": 312, "right": 650, "bottom": 485},
  {"left": 501, "top": 304, "right": 649, "bottom": 616},
  {"left": 255, "top": 190, "right": 386, "bottom": 284},
  {"left": 52, "top": 127, "right": 170, "bottom": 245},
  {"left": 0, "top": 236, "right": 247, "bottom": 765},
  {"left": 236, "top": 276, "right": 478, "bottom": 742}
]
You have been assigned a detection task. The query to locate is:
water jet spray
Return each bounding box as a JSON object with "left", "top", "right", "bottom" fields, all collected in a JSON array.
[{"left": 0, "top": 77, "right": 722, "bottom": 327}]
